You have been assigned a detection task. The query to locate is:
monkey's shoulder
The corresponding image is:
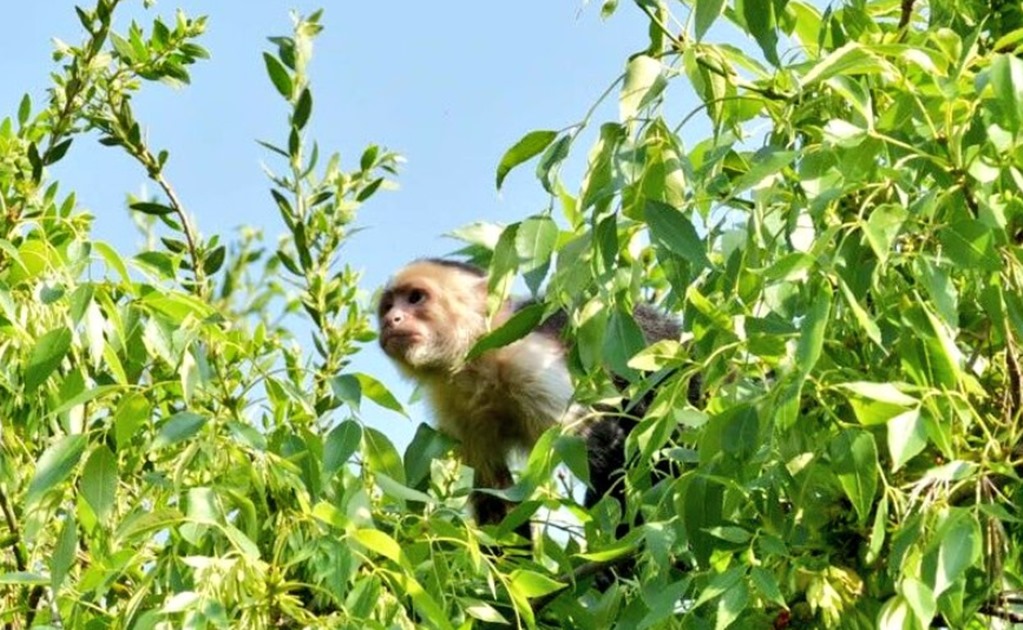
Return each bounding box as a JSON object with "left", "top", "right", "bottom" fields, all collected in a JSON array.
[{"left": 426, "top": 331, "right": 575, "bottom": 445}]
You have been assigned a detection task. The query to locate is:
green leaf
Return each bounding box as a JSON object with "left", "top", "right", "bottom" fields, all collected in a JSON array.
[
  {"left": 263, "top": 51, "right": 294, "bottom": 98},
  {"left": 330, "top": 374, "right": 362, "bottom": 409},
  {"left": 467, "top": 303, "right": 545, "bottom": 360},
  {"left": 129, "top": 201, "right": 175, "bottom": 216},
  {"left": 353, "top": 528, "right": 402, "bottom": 563},
  {"left": 750, "top": 566, "right": 786, "bottom": 607},
  {"left": 514, "top": 215, "right": 558, "bottom": 272},
  {"left": 0, "top": 572, "right": 48, "bottom": 585},
  {"left": 26, "top": 435, "right": 87, "bottom": 507},
  {"left": 645, "top": 200, "right": 710, "bottom": 269},
  {"left": 536, "top": 134, "right": 572, "bottom": 193},
  {"left": 915, "top": 258, "right": 958, "bottom": 328},
  {"left": 376, "top": 472, "right": 435, "bottom": 504},
  {"left": 45, "top": 138, "right": 73, "bottom": 165},
  {"left": 18, "top": 94, "right": 31, "bottom": 126},
  {"left": 115, "top": 393, "right": 151, "bottom": 450},
  {"left": 866, "top": 494, "right": 888, "bottom": 565},
  {"left": 603, "top": 307, "right": 647, "bottom": 377},
  {"left": 202, "top": 245, "right": 225, "bottom": 275},
  {"left": 496, "top": 130, "right": 557, "bottom": 190},
  {"left": 901, "top": 578, "right": 936, "bottom": 627},
  {"left": 716, "top": 581, "right": 750, "bottom": 630},
  {"left": 729, "top": 148, "right": 796, "bottom": 195},
  {"left": 694, "top": 0, "right": 726, "bottom": 40},
  {"left": 354, "top": 373, "right": 406, "bottom": 416},
  {"left": 796, "top": 280, "right": 832, "bottom": 376},
  {"left": 938, "top": 220, "right": 1001, "bottom": 272},
  {"left": 801, "top": 43, "right": 893, "bottom": 86},
  {"left": 877, "top": 597, "right": 914, "bottom": 630},
  {"left": 114, "top": 507, "right": 182, "bottom": 544},
  {"left": 81, "top": 445, "right": 117, "bottom": 522},
  {"left": 837, "top": 277, "right": 882, "bottom": 348},
  {"left": 223, "top": 523, "right": 260, "bottom": 559},
  {"left": 708, "top": 526, "right": 752, "bottom": 544},
  {"left": 153, "top": 412, "right": 207, "bottom": 449},
  {"left": 693, "top": 566, "right": 743, "bottom": 609},
  {"left": 324, "top": 420, "right": 361, "bottom": 477},
  {"left": 509, "top": 569, "right": 565, "bottom": 598},
  {"left": 837, "top": 381, "right": 918, "bottom": 425},
  {"left": 742, "top": 0, "right": 779, "bottom": 65},
  {"left": 931, "top": 511, "right": 979, "bottom": 596},
  {"left": 579, "top": 123, "right": 624, "bottom": 210},
  {"left": 762, "top": 252, "right": 815, "bottom": 283},
  {"left": 404, "top": 423, "right": 455, "bottom": 488},
  {"left": 863, "top": 204, "right": 907, "bottom": 264},
  {"left": 293, "top": 87, "right": 312, "bottom": 130},
  {"left": 51, "top": 515, "right": 77, "bottom": 592},
  {"left": 628, "top": 339, "right": 684, "bottom": 371},
  {"left": 830, "top": 429, "right": 878, "bottom": 525},
  {"left": 94, "top": 241, "right": 131, "bottom": 283},
  {"left": 391, "top": 572, "right": 456, "bottom": 630},
  {"left": 24, "top": 326, "right": 72, "bottom": 391},
  {"left": 620, "top": 54, "right": 665, "bottom": 120},
  {"left": 887, "top": 408, "right": 926, "bottom": 471},
  {"left": 465, "top": 601, "right": 509, "bottom": 625},
  {"left": 363, "top": 427, "right": 405, "bottom": 485},
  {"left": 554, "top": 434, "right": 590, "bottom": 485},
  {"left": 990, "top": 54, "right": 1023, "bottom": 133}
]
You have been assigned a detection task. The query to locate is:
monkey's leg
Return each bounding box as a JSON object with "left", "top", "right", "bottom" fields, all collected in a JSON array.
[
  {"left": 469, "top": 462, "right": 533, "bottom": 542},
  {"left": 583, "top": 415, "right": 638, "bottom": 534}
]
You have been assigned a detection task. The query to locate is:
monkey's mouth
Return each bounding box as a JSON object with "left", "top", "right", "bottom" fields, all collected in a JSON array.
[{"left": 381, "top": 331, "right": 421, "bottom": 353}]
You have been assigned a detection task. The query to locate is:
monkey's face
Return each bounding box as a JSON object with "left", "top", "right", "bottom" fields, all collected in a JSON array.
[{"left": 378, "top": 262, "right": 487, "bottom": 372}]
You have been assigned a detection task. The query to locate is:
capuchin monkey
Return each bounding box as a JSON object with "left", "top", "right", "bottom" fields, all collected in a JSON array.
[{"left": 377, "top": 258, "right": 686, "bottom": 533}]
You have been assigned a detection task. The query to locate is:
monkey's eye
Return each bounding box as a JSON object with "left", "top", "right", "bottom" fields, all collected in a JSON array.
[{"left": 407, "top": 289, "right": 427, "bottom": 305}]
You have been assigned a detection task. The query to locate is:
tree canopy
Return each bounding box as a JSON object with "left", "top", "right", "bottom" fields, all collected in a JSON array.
[{"left": 2, "top": 0, "right": 1022, "bottom": 628}]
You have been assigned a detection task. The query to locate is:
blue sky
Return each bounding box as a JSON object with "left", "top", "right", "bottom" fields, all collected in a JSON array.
[{"left": 0, "top": 2, "right": 714, "bottom": 448}]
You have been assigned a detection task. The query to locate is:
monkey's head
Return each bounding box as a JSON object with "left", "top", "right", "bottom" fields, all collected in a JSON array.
[{"left": 378, "top": 259, "right": 489, "bottom": 373}]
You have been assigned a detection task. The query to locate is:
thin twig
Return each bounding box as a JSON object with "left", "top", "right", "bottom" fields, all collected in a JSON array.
[
  {"left": 0, "top": 486, "right": 26, "bottom": 571},
  {"left": 898, "top": 0, "right": 915, "bottom": 30}
]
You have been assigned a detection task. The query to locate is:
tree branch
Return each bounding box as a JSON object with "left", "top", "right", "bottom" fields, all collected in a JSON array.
[{"left": 898, "top": 0, "right": 916, "bottom": 30}]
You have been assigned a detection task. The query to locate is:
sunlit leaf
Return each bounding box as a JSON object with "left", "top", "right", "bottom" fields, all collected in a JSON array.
[
  {"left": 81, "top": 445, "right": 117, "bottom": 522},
  {"left": 509, "top": 569, "right": 565, "bottom": 598},
  {"left": 496, "top": 130, "right": 556, "bottom": 189},
  {"left": 620, "top": 54, "right": 665, "bottom": 120},
  {"left": 887, "top": 408, "right": 926, "bottom": 471},
  {"left": 353, "top": 528, "right": 403, "bottom": 563},
  {"left": 25, "top": 326, "right": 72, "bottom": 392},
  {"left": 990, "top": 54, "right": 1023, "bottom": 133},
  {"left": 26, "top": 435, "right": 87, "bottom": 507}
]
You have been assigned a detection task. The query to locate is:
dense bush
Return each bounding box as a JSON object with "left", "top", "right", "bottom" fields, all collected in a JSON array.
[{"left": 2, "top": 0, "right": 1022, "bottom": 627}]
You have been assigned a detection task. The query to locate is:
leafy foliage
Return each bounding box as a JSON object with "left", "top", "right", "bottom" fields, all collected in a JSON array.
[{"left": 1, "top": 0, "right": 1023, "bottom": 628}]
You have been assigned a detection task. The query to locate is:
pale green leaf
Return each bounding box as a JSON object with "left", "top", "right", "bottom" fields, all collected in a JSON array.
[
  {"left": 81, "top": 445, "right": 117, "bottom": 522},
  {"left": 26, "top": 435, "right": 86, "bottom": 507}
]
